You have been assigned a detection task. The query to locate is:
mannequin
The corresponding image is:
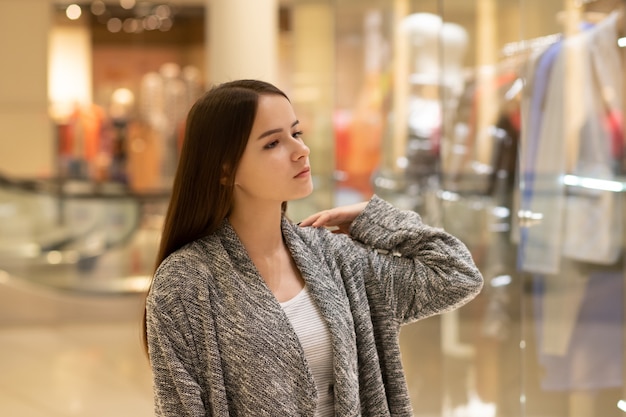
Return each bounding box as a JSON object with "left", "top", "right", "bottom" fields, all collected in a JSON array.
[
  {"left": 400, "top": 13, "right": 468, "bottom": 205},
  {"left": 401, "top": 13, "right": 468, "bottom": 97}
]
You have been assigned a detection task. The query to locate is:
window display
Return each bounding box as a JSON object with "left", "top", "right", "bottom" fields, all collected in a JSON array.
[{"left": 333, "top": 0, "right": 626, "bottom": 416}]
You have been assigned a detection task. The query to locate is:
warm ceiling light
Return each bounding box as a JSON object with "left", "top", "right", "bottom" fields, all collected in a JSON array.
[
  {"left": 120, "top": 0, "right": 136, "bottom": 10},
  {"left": 159, "top": 17, "right": 173, "bottom": 31},
  {"left": 66, "top": 4, "right": 82, "bottom": 20},
  {"left": 123, "top": 18, "right": 141, "bottom": 33},
  {"left": 155, "top": 4, "right": 171, "bottom": 18},
  {"left": 107, "top": 17, "right": 123, "bottom": 33},
  {"left": 143, "top": 15, "right": 160, "bottom": 30},
  {"left": 91, "top": 1, "right": 106, "bottom": 16}
]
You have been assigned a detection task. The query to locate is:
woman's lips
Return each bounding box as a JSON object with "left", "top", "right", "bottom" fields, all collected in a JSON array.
[{"left": 295, "top": 167, "right": 310, "bottom": 178}]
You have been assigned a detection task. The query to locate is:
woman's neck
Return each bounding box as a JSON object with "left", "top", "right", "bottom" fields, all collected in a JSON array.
[
  {"left": 228, "top": 203, "right": 304, "bottom": 301},
  {"left": 228, "top": 204, "right": 285, "bottom": 257}
]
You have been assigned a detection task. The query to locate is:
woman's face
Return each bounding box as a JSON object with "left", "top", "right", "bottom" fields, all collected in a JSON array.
[{"left": 233, "top": 94, "right": 312, "bottom": 207}]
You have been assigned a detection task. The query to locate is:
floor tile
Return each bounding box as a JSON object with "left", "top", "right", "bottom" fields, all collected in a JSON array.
[{"left": 0, "top": 322, "right": 154, "bottom": 417}]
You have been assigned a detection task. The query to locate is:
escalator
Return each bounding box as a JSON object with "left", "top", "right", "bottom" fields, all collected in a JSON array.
[{"left": 0, "top": 172, "right": 169, "bottom": 324}]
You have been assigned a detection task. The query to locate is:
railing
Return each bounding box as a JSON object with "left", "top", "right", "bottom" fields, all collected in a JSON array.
[{"left": 0, "top": 172, "right": 169, "bottom": 294}]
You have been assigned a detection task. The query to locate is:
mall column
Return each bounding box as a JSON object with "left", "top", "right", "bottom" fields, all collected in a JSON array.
[
  {"left": 0, "top": 0, "right": 54, "bottom": 177},
  {"left": 206, "top": 0, "right": 278, "bottom": 84}
]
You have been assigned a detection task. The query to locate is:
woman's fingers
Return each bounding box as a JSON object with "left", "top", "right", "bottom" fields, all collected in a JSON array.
[{"left": 298, "top": 202, "right": 368, "bottom": 229}]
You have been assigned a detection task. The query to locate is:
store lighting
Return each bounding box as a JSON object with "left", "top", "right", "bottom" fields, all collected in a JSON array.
[
  {"left": 396, "top": 156, "right": 409, "bottom": 169},
  {"left": 46, "top": 251, "right": 63, "bottom": 265},
  {"left": 155, "top": 4, "right": 171, "bottom": 18},
  {"left": 618, "top": 37, "right": 626, "bottom": 48},
  {"left": 120, "top": 0, "right": 136, "bottom": 10},
  {"left": 159, "top": 18, "right": 173, "bottom": 31},
  {"left": 562, "top": 174, "right": 624, "bottom": 192},
  {"left": 123, "top": 18, "right": 141, "bottom": 33},
  {"left": 490, "top": 275, "right": 512, "bottom": 288},
  {"left": 107, "top": 17, "right": 123, "bottom": 33},
  {"left": 66, "top": 4, "right": 82, "bottom": 20},
  {"left": 48, "top": 23, "right": 92, "bottom": 121},
  {"left": 82, "top": 1, "right": 177, "bottom": 33},
  {"left": 143, "top": 15, "right": 159, "bottom": 30},
  {"left": 617, "top": 399, "right": 626, "bottom": 412},
  {"left": 91, "top": 0, "right": 106, "bottom": 16}
]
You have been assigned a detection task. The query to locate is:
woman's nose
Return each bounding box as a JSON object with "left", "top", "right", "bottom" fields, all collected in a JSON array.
[{"left": 292, "top": 139, "right": 310, "bottom": 160}]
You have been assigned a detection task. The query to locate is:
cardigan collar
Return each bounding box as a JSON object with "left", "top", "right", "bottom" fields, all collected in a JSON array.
[{"left": 216, "top": 217, "right": 362, "bottom": 415}]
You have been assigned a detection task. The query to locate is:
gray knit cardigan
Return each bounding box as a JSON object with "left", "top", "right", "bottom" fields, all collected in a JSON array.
[{"left": 146, "top": 195, "right": 483, "bottom": 416}]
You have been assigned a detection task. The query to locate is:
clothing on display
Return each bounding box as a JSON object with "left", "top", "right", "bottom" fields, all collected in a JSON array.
[
  {"left": 513, "top": 10, "right": 625, "bottom": 391},
  {"left": 438, "top": 3, "right": 626, "bottom": 403},
  {"left": 518, "top": 11, "right": 623, "bottom": 274},
  {"left": 138, "top": 63, "right": 203, "bottom": 188}
]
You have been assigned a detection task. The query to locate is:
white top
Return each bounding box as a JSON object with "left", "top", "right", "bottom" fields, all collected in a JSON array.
[{"left": 281, "top": 285, "right": 335, "bottom": 417}]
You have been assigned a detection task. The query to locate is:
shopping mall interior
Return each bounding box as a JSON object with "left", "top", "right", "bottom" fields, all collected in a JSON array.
[{"left": 1, "top": 0, "right": 626, "bottom": 416}]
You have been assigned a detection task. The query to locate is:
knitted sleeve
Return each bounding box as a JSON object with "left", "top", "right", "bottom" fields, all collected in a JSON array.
[{"left": 339, "top": 195, "right": 483, "bottom": 324}]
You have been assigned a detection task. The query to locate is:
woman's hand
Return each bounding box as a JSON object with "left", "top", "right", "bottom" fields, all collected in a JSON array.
[{"left": 298, "top": 201, "right": 368, "bottom": 234}]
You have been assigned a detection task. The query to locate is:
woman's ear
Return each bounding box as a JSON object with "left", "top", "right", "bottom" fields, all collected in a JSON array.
[{"left": 220, "top": 164, "right": 231, "bottom": 185}]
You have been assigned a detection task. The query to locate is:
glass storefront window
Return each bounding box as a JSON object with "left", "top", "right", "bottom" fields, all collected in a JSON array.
[
  {"left": 332, "top": 0, "right": 626, "bottom": 416},
  {"left": 516, "top": 1, "right": 625, "bottom": 416}
]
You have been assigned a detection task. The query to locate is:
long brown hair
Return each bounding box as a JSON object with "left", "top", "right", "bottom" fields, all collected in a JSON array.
[{"left": 142, "top": 79, "right": 289, "bottom": 354}]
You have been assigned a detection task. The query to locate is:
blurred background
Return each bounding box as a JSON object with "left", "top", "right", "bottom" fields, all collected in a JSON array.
[{"left": 1, "top": 0, "right": 626, "bottom": 416}]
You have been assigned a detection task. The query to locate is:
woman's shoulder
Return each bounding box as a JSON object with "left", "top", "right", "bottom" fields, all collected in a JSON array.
[
  {"left": 161, "top": 234, "right": 221, "bottom": 268},
  {"left": 151, "top": 234, "right": 224, "bottom": 294},
  {"left": 283, "top": 215, "right": 341, "bottom": 247}
]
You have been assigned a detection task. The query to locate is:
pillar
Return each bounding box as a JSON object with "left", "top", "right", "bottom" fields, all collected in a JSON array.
[
  {"left": 0, "top": 0, "right": 54, "bottom": 177},
  {"left": 206, "top": 0, "right": 278, "bottom": 85}
]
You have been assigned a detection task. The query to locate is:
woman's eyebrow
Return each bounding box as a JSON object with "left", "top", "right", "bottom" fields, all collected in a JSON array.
[{"left": 257, "top": 120, "right": 300, "bottom": 140}]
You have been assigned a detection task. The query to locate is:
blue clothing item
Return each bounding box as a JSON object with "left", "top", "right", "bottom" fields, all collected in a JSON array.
[
  {"left": 518, "top": 22, "right": 596, "bottom": 270},
  {"left": 532, "top": 270, "right": 623, "bottom": 391}
]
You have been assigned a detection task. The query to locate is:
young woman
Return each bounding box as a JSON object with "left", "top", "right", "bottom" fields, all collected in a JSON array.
[{"left": 143, "top": 79, "right": 483, "bottom": 417}]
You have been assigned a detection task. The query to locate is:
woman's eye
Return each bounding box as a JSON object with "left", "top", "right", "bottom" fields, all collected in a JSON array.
[
  {"left": 292, "top": 131, "right": 304, "bottom": 139},
  {"left": 264, "top": 140, "right": 279, "bottom": 149}
]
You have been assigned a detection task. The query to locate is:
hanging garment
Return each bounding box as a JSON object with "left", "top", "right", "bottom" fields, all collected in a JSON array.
[
  {"left": 520, "top": 12, "right": 622, "bottom": 275},
  {"left": 519, "top": 12, "right": 623, "bottom": 356},
  {"left": 561, "top": 11, "right": 623, "bottom": 264}
]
